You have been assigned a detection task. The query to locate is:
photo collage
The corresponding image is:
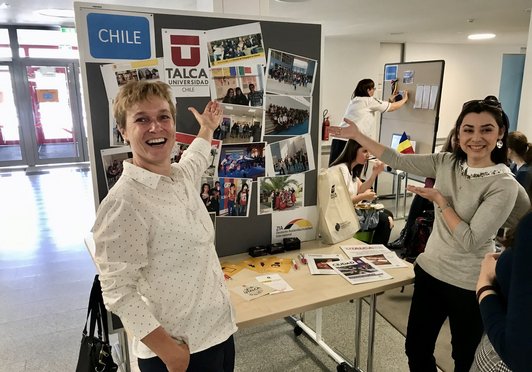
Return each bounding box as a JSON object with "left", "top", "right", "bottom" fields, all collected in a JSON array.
[{"left": 98, "top": 21, "right": 318, "bottom": 228}]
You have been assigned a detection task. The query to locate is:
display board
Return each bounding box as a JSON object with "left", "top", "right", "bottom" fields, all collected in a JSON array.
[
  {"left": 74, "top": 2, "right": 321, "bottom": 256},
  {"left": 379, "top": 60, "right": 444, "bottom": 154}
]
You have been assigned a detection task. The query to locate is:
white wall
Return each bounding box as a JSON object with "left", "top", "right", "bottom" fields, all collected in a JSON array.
[
  {"left": 321, "top": 39, "right": 524, "bottom": 145},
  {"left": 321, "top": 38, "right": 381, "bottom": 128},
  {"left": 405, "top": 43, "right": 523, "bottom": 138},
  {"left": 517, "top": 14, "right": 532, "bottom": 138}
]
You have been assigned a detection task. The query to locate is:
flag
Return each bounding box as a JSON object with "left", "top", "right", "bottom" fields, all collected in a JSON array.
[{"left": 397, "top": 132, "right": 415, "bottom": 154}]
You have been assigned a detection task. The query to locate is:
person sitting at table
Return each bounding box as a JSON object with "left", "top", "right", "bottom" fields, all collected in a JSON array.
[
  {"left": 329, "top": 139, "right": 394, "bottom": 245},
  {"left": 330, "top": 96, "right": 530, "bottom": 372},
  {"left": 93, "top": 81, "right": 237, "bottom": 372}
]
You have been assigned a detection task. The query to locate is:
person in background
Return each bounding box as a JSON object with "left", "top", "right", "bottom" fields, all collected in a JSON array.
[
  {"left": 342, "top": 78, "right": 408, "bottom": 137},
  {"left": 388, "top": 129, "right": 456, "bottom": 250},
  {"left": 329, "top": 139, "right": 395, "bottom": 245},
  {"left": 93, "top": 81, "right": 236, "bottom": 372},
  {"left": 233, "top": 87, "right": 249, "bottom": 106},
  {"left": 222, "top": 88, "right": 235, "bottom": 104},
  {"left": 236, "top": 183, "right": 249, "bottom": 216},
  {"left": 472, "top": 180, "right": 532, "bottom": 372},
  {"left": 330, "top": 97, "right": 530, "bottom": 372},
  {"left": 507, "top": 130, "right": 532, "bottom": 190},
  {"left": 247, "top": 83, "right": 264, "bottom": 107}
]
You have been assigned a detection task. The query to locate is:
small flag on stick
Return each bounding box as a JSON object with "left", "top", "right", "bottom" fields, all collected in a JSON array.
[{"left": 397, "top": 132, "right": 415, "bottom": 154}]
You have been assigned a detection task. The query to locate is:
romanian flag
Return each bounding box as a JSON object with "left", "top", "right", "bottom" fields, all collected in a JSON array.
[{"left": 397, "top": 132, "right": 415, "bottom": 154}]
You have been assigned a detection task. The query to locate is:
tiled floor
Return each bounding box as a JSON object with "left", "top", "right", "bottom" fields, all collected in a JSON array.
[
  {"left": 0, "top": 167, "right": 97, "bottom": 372},
  {"left": 0, "top": 165, "right": 442, "bottom": 372}
]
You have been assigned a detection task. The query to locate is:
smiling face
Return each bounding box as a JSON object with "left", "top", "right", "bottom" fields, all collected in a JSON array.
[
  {"left": 120, "top": 96, "right": 176, "bottom": 176},
  {"left": 458, "top": 111, "right": 503, "bottom": 167}
]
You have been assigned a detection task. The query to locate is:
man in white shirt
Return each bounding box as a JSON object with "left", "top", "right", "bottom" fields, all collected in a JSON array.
[{"left": 93, "top": 81, "right": 236, "bottom": 372}]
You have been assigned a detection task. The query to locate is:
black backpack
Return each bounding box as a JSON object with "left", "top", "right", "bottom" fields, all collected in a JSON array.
[{"left": 402, "top": 210, "right": 434, "bottom": 263}]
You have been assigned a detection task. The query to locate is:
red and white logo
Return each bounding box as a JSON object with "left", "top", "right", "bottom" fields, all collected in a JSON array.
[{"left": 170, "top": 35, "right": 200, "bottom": 67}]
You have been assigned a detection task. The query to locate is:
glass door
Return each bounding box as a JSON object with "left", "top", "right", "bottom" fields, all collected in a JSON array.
[
  {"left": 0, "top": 64, "right": 24, "bottom": 165},
  {"left": 23, "top": 62, "right": 87, "bottom": 165}
]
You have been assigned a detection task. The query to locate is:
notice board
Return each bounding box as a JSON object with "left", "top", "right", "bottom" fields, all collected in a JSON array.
[
  {"left": 74, "top": 2, "right": 321, "bottom": 256},
  {"left": 380, "top": 60, "right": 445, "bottom": 154}
]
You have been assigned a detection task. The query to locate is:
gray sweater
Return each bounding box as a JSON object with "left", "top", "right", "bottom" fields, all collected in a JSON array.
[{"left": 381, "top": 148, "right": 530, "bottom": 290}]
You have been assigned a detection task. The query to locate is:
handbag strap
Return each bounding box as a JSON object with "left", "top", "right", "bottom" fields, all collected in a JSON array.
[
  {"left": 85, "top": 274, "right": 103, "bottom": 338},
  {"left": 92, "top": 275, "right": 112, "bottom": 344}
]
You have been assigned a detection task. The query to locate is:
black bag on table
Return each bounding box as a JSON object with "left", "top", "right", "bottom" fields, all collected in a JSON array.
[{"left": 76, "top": 274, "right": 118, "bottom": 372}]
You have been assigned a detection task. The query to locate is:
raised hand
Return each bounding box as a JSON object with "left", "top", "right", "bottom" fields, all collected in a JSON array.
[
  {"left": 188, "top": 100, "right": 223, "bottom": 132},
  {"left": 328, "top": 118, "right": 361, "bottom": 140}
]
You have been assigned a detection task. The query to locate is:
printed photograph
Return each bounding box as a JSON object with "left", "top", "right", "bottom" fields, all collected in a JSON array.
[
  {"left": 210, "top": 64, "right": 265, "bottom": 108},
  {"left": 257, "top": 173, "right": 304, "bottom": 215},
  {"left": 200, "top": 177, "right": 253, "bottom": 217},
  {"left": 218, "top": 142, "right": 266, "bottom": 180},
  {"left": 108, "top": 98, "right": 126, "bottom": 147},
  {"left": 100, "top": 146, "right": 132, "bottom": 191},
  {"left": 101, "top": 58, "right": 164, "bottom": 101},
  {"left": 263, "top": 95, "right": 311, "bottom": 136},
  {"left": 265, "top": 134, "right": 315, "bottom": 176},
  {"left": 215, "top": 106, "right": 264, "bottom": 144},
  {"left": 266, "top": 49, "right": 317, "bottom": 96},
  {"left": 174, "top": 132, "right": 222, "bottom": 178},
  {"left": 206, "top": 22, "right": 266, "bottom": 67},
  {"left": 361, "top": 254, "right": 392, "bottom": 267}
]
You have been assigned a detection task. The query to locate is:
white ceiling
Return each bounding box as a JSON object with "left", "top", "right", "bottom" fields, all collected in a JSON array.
[{"left": 1, "top": 0, "right": 531, "bottom": 45}]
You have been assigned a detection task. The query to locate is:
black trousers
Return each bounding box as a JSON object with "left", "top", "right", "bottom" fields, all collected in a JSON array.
[
  {"left": 138, "top": 335, "right": 235, "bottom": 372},
  {"left": 405, "top": 265, "right": 483, "bottom": 372},
  {"left": 371, "top": 208, "right": 394, "bottom": 245}
]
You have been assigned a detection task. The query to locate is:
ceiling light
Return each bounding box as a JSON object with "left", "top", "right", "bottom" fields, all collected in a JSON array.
[
  {"left": 0, "top": 2, "right": 10, "bottom": 10},
  {"left": 36, "top": 8, "right": 75, "bottom": 18},
  {"left": 468, "top": 33, "right": 496, "bottom": 40}
]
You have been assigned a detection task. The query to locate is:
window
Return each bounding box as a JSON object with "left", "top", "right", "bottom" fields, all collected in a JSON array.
[
  {"left": 0, "top": 28, "right": 11, "bottom": 59},
  {"left": 17, "top": 28, "right": 79, "bottom": 59}
]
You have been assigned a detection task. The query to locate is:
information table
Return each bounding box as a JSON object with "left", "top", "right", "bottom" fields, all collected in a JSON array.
[
  {"left": 223, "top": 238, "right": 415, "bottom": 371},
  {"left": 86, "top": 235, "right": 414, "bottom": 372}
]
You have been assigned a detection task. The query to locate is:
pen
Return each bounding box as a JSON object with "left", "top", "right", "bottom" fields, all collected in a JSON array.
[
  {"left": 298, "top": 253, "right": 307, "bottom": 265},
  {"left": 292, "top": 259, "right": 298, "bottom": 270}
]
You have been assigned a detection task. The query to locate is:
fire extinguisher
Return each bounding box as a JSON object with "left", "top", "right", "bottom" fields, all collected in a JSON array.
[{"left": 322, "top": 109, "right": 330, "bottom": 141}]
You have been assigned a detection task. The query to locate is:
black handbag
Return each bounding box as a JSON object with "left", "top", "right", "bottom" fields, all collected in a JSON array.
[{"left": 76, "top": 275, "right": 118, "bottom": 372}]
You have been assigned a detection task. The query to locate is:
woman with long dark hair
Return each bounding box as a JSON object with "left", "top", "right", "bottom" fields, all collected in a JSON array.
[
  {"left": 330, "top": 139, "right": 395, "bottom": 245},
  {"left": 330, "top": 97, "right": 530, "bottom": 372}
]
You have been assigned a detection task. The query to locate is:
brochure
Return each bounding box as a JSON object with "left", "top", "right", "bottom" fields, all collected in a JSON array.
[
  {"left": 340, "top": 244, "right": 407, "bottom": 269},
  {"left": 305, "top": 253, "right": 344, "bottom": 275},
  {"left": 256, "top": 274, "right": 294, "bottom": 294},
  {"left": 231, "top": 281, "right": 274, "bottom": 301},
  {"left": 328, "top": 258, "right": 392, "bottom": 285}
]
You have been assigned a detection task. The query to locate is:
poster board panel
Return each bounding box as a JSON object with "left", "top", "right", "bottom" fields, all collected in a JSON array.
[
  {"left": 76, "top": 3, "right": 321, "bottom": 256},
  {"left": 380, "top": 60, "right": 444, "bottom": 155}
]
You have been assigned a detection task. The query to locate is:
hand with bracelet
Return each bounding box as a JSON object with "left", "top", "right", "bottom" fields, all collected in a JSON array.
[{"left": 476, "top": 252, "right": 500, "bottom": 303}]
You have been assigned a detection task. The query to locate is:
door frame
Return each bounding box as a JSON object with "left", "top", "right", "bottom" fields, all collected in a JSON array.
[
  {"left": 0, "top": 61, "right": 28, "bottom": 167},
  {"left": 14, "top": 59, "right": 88, "bottom": 166}
]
